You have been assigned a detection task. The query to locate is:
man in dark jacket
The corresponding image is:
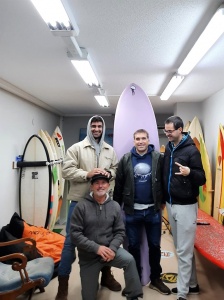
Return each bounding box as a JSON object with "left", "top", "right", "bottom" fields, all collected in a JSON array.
[
  {"left": 163, "top": 116, "right": 206, "bottom": 300},
  {"left": 113, "top": 129, "right": 171, "bottom": 295},
  {"left": 70, "top": 174, "right": 143, "bottom": 300}
]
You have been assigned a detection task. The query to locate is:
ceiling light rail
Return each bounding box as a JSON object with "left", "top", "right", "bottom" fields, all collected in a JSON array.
[
  {"left": 92, "top": 86, "right": 109, "bottom": 107},
  {"left": 178, "top": 4, "right": 224, "bottom": 76},
  {"left": 160, "top": 74, "right": 184, "bottom": 101},
  {"left": 30, "top": 0, "right": 109, "bottom": 107},
  {"left": 94, "top": 95, "right": 109, "bottom": 107},
  {"left": 160, "top": 4, "right": 224, "bottom": 101},
  {"left": 71, "top": 57, "right": 100, "bottom": 87},
  {"left": 30, "top": 0, "right": 79, "bottom": 35}
]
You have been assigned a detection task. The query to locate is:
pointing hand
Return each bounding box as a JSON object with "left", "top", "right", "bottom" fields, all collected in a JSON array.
[{"left": 175, "top": 162, "right": 190, "bottom": 176}]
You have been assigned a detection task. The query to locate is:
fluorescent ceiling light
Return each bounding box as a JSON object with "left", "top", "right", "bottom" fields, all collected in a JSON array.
[
  {"left": 71, "top": 60, "right": 99, "bottom": 86},
  {"left": 160, "top": 5, "right": 224, "bottom": 101},
  {"left": 160, "top": 75, "right": 184, "bottom": 101},
  {"left": 178, "top": 5, "right": 224, "bottom": 75},
  {"left": 30, "top": 0, "right": 78, "bottom": 33},
  {"left": 94, "top": 96, "right": 109, "bottom": 107}
]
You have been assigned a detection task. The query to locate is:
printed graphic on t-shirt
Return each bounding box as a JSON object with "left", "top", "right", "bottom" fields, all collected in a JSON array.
[{"left": 134, "top": 163, "right": 151, "bottom": 182}]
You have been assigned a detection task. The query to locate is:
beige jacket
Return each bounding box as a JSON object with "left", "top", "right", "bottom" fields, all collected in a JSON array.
[{"left": 62, "top": 137, "right": 118, "bottom": 201}]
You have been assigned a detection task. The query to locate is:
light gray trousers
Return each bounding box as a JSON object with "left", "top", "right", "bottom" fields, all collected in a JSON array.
[
  {"left": 78, "top": 247, "right": 143, "bottom": 300},
  {"left": 166, "top": 202, "right": 198, "bottom": 299}
]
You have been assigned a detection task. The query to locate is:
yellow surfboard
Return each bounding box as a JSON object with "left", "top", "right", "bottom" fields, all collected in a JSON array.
[
  {"left": 219, "top": 163, "right": 224, "bottom": 224},
  {"left": 183, "top": 120, "right": 191, "bottom": 132},
  {"left": 198, "top": 133, "right": 213, "bottom": 215},
  {"left": 160, "top": 144, "right": 165, "bottom": 153},
  {"left": 188, "top": 116, "right": 204, "bottom": 151},
  {"left": 213, "top": 125, "right": 224, "bottom": 221},
  {"left": 213, "top": 125, "right": 224, "bottom": 224}
]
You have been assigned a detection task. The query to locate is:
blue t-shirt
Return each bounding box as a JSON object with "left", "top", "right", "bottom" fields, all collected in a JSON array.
[{"left": 131, "top": 145, "right": 154, "bottom": 205}]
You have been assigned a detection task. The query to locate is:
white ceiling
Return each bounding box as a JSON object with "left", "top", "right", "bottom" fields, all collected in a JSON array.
[{"left": 1, "top": 0, "right": 224, "bottom": 116}]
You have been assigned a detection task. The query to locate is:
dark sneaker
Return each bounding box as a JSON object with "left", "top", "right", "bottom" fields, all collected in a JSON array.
[
  {"left": 171, "top": 287, "right": 178, "bottom": 294},
  {"left": 149, "top": 278, "right": 171, "bottom": 295},
  {"left": 172, "top": 284, "right": 200, "bottom": 295}
]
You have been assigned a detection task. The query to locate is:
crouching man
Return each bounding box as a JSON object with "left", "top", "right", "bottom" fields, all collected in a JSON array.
[{"left": 70, "top": 173, "right": 143, "bottom": 300}]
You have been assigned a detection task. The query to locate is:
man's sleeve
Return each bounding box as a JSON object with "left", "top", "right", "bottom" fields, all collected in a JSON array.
[
  {"left": 188, "top": 149, "right": 206, "bottom": 186},
  {"left": 105, "top": 149, "right": 118, "bottom": 179},
  {"left": 113, "top": 157, "right": 124, "bottom": 205},
  {"left": 62, "top": 146, "right": 88, "bottom": 182}
]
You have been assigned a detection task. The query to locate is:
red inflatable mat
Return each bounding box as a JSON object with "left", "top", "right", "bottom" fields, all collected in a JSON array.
[{"left": 195, "top": 209, "right": 224, "bottom": 269}]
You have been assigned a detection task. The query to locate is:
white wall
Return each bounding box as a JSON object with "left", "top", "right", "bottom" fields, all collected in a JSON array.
[
  {"left": 0, "top": 89, "right": 60, "bottom": 228},
  {"left": 174, "top": 102, "right": 203, "bottom": 130},
  {"left": 203, "top": 89, "right": 224, "bottom": 180},
  {"left": 155, "top": 114, "right": 171, "bottom": 147}
]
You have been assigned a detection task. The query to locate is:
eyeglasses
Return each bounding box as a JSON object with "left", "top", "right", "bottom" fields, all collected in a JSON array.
[{"left": 163, "top": 129, "right": 177, "bottom": 134}]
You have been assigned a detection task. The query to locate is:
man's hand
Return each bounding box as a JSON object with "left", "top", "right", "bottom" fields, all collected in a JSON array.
[
  {"left": 175, "top": 162, "right": 190, "bottom": 176},
  {"left": 97, "top": 246, "right": 115, "bottom": 262},
  {"left": 87, "top": 168, "right": 111, "bottom": 179}
]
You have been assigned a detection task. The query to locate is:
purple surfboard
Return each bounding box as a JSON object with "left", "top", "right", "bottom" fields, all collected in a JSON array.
[{"left": 113, "top": 83, "right": 160, "bottom": 286}]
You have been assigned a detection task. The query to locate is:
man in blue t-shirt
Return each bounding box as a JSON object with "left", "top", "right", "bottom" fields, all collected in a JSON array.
[{"left": 114, "top": 129, "right": 170, "bottom": 296}]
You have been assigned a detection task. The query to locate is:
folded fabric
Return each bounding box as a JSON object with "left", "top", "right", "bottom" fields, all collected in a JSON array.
[{"left": 0, "top": 212, "right": 65, "bottom": 263}]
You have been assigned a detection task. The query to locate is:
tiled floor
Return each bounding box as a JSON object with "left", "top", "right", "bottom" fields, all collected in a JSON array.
[{"left": 22, "top": 224, "right": 224, "bottom": 300}]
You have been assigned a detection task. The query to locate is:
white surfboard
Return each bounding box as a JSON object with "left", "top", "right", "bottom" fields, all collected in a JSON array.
[
  {"left": 39, "top": 130, "right": 59, "bottom": 231},
  {"left": 52, "top": 126, "right": 65, "bottom": 221},
  {"left": 44, "top": 130, "right": 61, "bottom": 223},
  {"left": 19, "top": 135, "right": 51, "bottom": 227}
]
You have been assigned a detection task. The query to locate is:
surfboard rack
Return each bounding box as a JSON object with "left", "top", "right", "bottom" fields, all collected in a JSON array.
[{"left": 12, "top": 158, "right": 63, "bottom": 169}]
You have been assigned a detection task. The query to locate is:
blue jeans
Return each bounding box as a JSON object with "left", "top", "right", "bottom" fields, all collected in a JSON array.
[
  {"left": 58, "top": 201, "right": 77, "bottom": 277},
  {"left": 125, "top": 207, "right": 162, "bottom": 282}
]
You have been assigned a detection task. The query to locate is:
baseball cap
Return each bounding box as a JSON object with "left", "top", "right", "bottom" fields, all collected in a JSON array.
[{"left": 90, "top": 174, "right": 110, "bottom": 184}]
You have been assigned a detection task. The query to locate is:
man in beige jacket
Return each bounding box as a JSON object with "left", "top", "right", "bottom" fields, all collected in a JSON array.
[{"left": 55, "top": 115, "right": 120, "bottom": 300}]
